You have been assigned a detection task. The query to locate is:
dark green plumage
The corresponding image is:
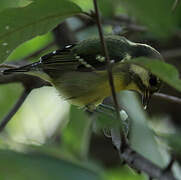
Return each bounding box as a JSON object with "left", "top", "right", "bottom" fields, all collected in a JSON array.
[
  {"left": 41, "top": 35, "right": 131, "bottom": 74},
  {"left": 4, "top": 35, "right": 161, "bottom": 76},
  {"left": 3, "top": 35, "right": 163, "bottom": 109}
]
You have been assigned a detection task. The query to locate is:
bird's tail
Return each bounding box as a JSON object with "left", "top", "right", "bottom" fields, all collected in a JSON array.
[{"left": 3, "top": 62, "right": 41, "bottom": 75}]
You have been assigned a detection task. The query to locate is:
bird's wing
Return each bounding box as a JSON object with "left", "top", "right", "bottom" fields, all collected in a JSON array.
[
  {"left": 3, "top": 37, "right": 128, "bottom": 76},
  {"left": 40, "top": 45, "right": 79, "bottom": 71},
  {"left": 40, "top": 45, "right": 104, "bottom": 72},
  {"left": 41, "top": 40, "right": 126, "bottom": 73}
]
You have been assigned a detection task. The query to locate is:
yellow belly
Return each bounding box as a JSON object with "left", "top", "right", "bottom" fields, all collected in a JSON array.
[
  {"left": 53, "top": 70, "right": 139, "bottom": 110},
  {"left": 67, "top": 75, "right": 127, "bottom": 109}
]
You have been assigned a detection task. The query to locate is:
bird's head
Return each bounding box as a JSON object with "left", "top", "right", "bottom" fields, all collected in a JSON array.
[
  {"left": 128, "top": 64, "right": 161, "bottom": 109},
  {"left": 116, "top": 42, "right": 163, "bottom": 109},
  {"left": 128, "top": 43, "right": 163, "bottom": 109}
]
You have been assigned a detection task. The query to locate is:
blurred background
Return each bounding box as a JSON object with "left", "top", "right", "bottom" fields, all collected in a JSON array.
[{"left": 0, "top": 0, "right": 181, "bottom": 179}]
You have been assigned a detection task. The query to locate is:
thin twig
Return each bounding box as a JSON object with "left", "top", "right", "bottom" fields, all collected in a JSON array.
[
  {"left": 0, "top": 89, "right": 31, "bottom": 132},
  {"left": 92, "top": 0, "right": 120, "bottom": 123},
  {"left": 154, "top": 93, "right": 181, "bottom": 105},
  {"left": 161, "top": 48, "right": 181, "bottom": 60},
  {"left": 93, "top": 0, "right": 128, "bottom": 146},
  {"left": 76, "top": 14, "right": 147, "bottom": 34}
]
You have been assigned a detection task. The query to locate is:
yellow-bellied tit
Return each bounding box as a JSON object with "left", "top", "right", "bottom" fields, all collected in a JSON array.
[{"left": 3, "top": 35, "right": 162, "bottom": 110}]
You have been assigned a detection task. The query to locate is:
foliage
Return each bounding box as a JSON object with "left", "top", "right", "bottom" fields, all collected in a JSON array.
[
  {"left": 130, "top": 58, "right": 181, "bottom": 92},
  {"left": 0, "top": 0, "right": 181, "bottom": 179},
  {"left": 62, "top": 106, "right": 92, "bottom": 159},
  {"left": 0, "top": 150, "right": 100, "bottom": 180},
  {"left": 121, "top": 0, "right": 178, "bottom": 37},
  {"left": 0, "top": 0, "right": 82, "bottom": 62}
]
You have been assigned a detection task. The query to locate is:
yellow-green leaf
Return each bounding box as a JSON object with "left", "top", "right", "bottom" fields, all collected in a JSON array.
[
  {"left": 131, "top": 58, "right": 181, "bottom": 92},
  {"left": 0, "top": 0, "right": 82, "bottom": 62}
]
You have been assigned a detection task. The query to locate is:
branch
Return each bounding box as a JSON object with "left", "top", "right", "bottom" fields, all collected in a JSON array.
[
  {"left": 0, "top": 89, "right": 30, "bottom": 132},
  {"left": 0, "top": 72, "right": 51, "bottom": 132},
  {"left": 0, "top": 44, "right": 53, "bottom": 132},
  {"left": 109, "top": 128, "right": 177, "bottom": 180},
  {"left": 0, "top": 65, "right": 51, "bottom": 132},
  {"left": 119, "top": 145, "right": 177, "bottom": 180},
  {"left": 154, "top": 93, "right": 181, "bottom": 105},
  {"left": 0, "top": 71, "right": 50, "bottom": 87},
  {"left": 110, "top": 15, "right": 147, "bottom": 33},
  {"left": 93, "top": 0, "right": 128, "bottom": 146},
  {"left": 76, "top": 14, "right": 147, "bottom": 34},
  {"left": 161, "top": 48, "right": 181, "bottom": 60}
]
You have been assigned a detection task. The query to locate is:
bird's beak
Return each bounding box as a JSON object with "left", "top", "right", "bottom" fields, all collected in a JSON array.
[{"left": 142, "top": 89, "right": 152, "bottom": 110}]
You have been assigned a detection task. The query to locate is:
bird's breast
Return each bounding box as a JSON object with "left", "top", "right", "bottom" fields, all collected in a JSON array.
[{"left": 52, "top": 71, "right": 127, "bottom": 108}]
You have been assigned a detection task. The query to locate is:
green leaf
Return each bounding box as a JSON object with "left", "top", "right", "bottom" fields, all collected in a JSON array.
[
  {"left": 157, "top": 133, "right": 181, "bottom": 156},
  {"left": 95, "top": 105, "right": 118, "bottom": 129},
  {"left": 131, "top": 58, "right": 181, "bottom": 92},
  {"left": 70, "top": 0, "right": 93, "bottom": 12},
  {"left": 71, "top": 0, "right": 119, "bottom": 17},
  {"left": 7, "top": 32, "right": 53, "bottom": 61},
  {"left": 121, "top": 0, "right": 177, "bottom": 37},
  {"left": 97, "top": 0, "right": 116, "bottom": 17},
  {"left": 0, "top": 0, "right": 82, "bottom": 62},
  {"left": 103, "top": 166, "right": 145, "bottom": 180},
  {"left": 0, "top": 150, "right": 100, "bottom": 180},
  {"left": 62, "top": 105, "right": 92, "bottom": 159},
  {"left": 0, "top": 0, "right": 32, "bottom": 12},
  {"left": 120, "top": 91, "right": 164, "bottom": 166},
  {"left": 94, "top": 105, "right": 130, "bottom": 138}
]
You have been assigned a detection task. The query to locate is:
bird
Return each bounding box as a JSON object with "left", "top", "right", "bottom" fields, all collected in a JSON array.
[{"left": 3, "top": 35, "right": 162, "bottom": 110}]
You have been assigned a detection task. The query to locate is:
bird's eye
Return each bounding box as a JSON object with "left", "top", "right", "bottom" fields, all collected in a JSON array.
[{"left": 149, "top": 75, "right": 157, "bottom": 86}]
